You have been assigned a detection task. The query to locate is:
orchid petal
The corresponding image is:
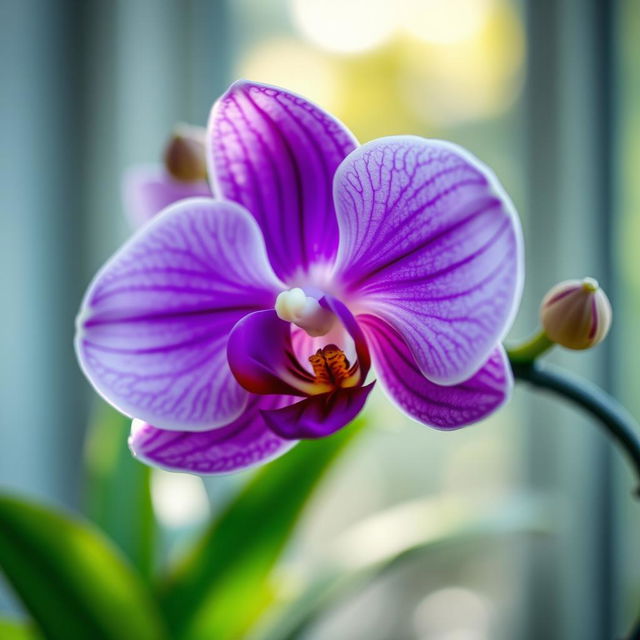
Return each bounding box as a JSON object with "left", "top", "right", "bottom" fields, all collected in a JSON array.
[
  {"left": 262, "top": 384, "right": 375, "bottom": 440},
  {"left": 123, "top": 165, "right": 211, "bottom": 228},
  {"left": 360, "top": 315, "right": 512, "bottom": 429},
  {"left": 129, "top": 395, "right": 296, "bottom": 474},
  {"left": 227, "top": 310, "right": 317, "bottom": 396},
  {"left": 208, "top": 80, "right": 357, "bottom": 282},
  {"left": 333, "top": 136, "right": 523, "bottom": 385},
  {"left": 76, "top": 198, "right": 283, "bottom": 431}
]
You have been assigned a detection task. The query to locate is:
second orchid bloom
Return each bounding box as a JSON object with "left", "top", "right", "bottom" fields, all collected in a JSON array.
[{"left": 75, "top": 81, "right": 523, "bottom": 474}]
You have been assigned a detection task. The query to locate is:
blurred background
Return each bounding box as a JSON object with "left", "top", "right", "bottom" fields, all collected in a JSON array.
[{"left": 1, "top": 0, "right": 639, "bottom": 638}]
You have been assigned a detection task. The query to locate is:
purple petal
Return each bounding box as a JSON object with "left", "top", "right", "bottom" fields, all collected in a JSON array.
[
  {"left": 360, "top": 315, "right": 512, "bottom": 429},
  {"left": 227, "top": 310, "right": 317, "bottom": 396},
  {"left": 123, "top": 165, "right": 211, "bottom": 228},
  {"left": 76, "top": 198, "right": 283, "bottom": 431},
  {"left": 130, "top": 395, "right": 297, "bottom": 474},
  {"left": 333, "top": 136, "right": 523, "bottom": 385},
  {"left": 261, "top": 383, "right": 375, "bottom": 440},
  {"left": 208, "top": 80, "right": 357, "bottom": 282}
]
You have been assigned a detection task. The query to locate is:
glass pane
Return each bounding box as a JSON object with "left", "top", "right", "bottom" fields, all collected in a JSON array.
[{"left": 615, "top": 0, "right": 640, "bottom": 633}]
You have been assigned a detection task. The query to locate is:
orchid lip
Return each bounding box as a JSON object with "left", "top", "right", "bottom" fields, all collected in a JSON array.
[{"left": 227, "top": 299, "right": 371, "bottom": 400}]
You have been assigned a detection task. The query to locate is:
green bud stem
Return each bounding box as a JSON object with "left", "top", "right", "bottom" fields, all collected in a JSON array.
[
  {"left": 507, "top": 330, "right": 555, "bottom": 364},
  {"left": 508, "top": 357, "right": 640, "bottom": 639},
  {"left": 509, "top": 358, "right": 640, "bottom": 497}
]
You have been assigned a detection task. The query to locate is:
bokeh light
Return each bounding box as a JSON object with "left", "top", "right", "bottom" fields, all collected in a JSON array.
[
  {"left": 290, "top": 0, "right": 397, "bottom": 54},
  {"left": 237, "top": 38, "right": 343, "bottom": 114},
  {"left": 151, "top": 469, "right": 210, "bottom": 528},
  {"left": 240, "top": 0, "right": 525, "bottom": 140},
  {"left": 402, "top": 0, "right": 493, "bottom": 44},
  {"left": 413, "top": 587, "right": 493, "bottom": 640},
  {"left": 400, "top": 1, "right": 525, "bottom": 125}
]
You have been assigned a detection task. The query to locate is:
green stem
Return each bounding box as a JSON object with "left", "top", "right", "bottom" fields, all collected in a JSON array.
[
  {"left": 507, "top": 331, "right": 555, "bottom": 364},
  {"left": 510, "top": 359, "right": 640, "bottom": 497}
]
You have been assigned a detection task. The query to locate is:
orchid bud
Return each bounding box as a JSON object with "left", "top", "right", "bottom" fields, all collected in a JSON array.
[
  {"left": 163, "top": 124, "right": 207, "bottom": 182},
  {"left": 540, "top": 278, "right": 612, "bottom": 350}
]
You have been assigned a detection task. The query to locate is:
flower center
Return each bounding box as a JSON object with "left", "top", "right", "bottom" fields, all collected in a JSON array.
[
  {"left": 308, "top": 344, "right": 353, "bottom": 388},
  {"left": 274, "top": 288, "right": 335, "bottom": 337}
]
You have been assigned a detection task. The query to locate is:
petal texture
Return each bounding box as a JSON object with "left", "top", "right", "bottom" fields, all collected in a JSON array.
[
  {"left": 360, "top": 315, "right": 511, "bottom": 429},
  {"left": 129, "top": 395, "right": 296, "bottom": 474},
  {"left": 76, "top": 198, "right": 283, "bottom": 431},
  {"left": 208, "top": 80, "right": 358, "bottom": 282},
  {"left": 262, "top": 384, "right": 375, "bottom": 440},
  {"left": 333, "top": 136, "right": 523, "bottom": 385},
  {"left": 123, "top": 165, "right": 211, "bottom": 228}
]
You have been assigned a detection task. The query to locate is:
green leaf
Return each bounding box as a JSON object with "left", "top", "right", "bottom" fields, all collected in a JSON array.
[
  {"left": 160, "top": 417, "right": 367, "bottom": 640},
  {"left": 0, "top": 617, "right": 42, "bottom": 640},
  {"left": 0, "top": 494, "right": 168, "bottom": 640},
  {"left": 254, "top": 492, "right": 552, "bottom": 640},
  {"left": 84, "top": 400, "right": 156, "bottom": 580}
]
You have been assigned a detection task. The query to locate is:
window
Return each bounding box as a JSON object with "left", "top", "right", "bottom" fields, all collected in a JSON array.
[{"left": 1, "top": 2, "right": 635, "bottom": 638}]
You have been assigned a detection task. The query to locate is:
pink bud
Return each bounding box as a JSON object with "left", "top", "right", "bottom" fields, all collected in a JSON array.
[{"left": 540, "top": 278, "right": 612, "bottom": 350}]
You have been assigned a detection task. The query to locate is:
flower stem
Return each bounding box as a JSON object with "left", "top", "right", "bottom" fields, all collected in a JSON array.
[
  {"left": 510, "top": 359, "right": 640, "bottom": 497},
  {"left": 507, "top": 331, "right": 555, "bottom": 364},
  {"left": 510, "top": 359, "right": 640, "bottom": 639}
]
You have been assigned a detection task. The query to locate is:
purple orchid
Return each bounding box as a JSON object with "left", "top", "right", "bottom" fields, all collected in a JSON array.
[{"left": 75, "top": 81, "right": 523, "bottom": 475}]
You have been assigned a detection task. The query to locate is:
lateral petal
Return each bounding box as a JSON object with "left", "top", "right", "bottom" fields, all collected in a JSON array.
[
  {"left": 360, "top": 315, "right": 512, "bottom": 429},
  {"left": 130, "top": 395, "right": 296, "bottom": 474},
  {"left": 76, "top": 198, "right": 282, "bottom": 430},
  {"left": 333, "top": 136, "right": 523, "bottom": 385}
]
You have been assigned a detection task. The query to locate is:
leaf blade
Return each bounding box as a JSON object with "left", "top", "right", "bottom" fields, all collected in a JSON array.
[
  {"left": 0, "top": 494, "right": 167, "bottom": 640},
  {"left": 0, "top": 617, "right": 43, "bottom": 640},
  {"left": 84, "top": 401, "right": 156, "bottom": 580},
  {"left": 161, "top": 417, "right": 366, "bottom": 640}
]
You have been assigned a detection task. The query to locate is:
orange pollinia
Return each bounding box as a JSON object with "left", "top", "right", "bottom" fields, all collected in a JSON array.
[{"left": 540, "top": 278, "right": 612, "bottom": 350}]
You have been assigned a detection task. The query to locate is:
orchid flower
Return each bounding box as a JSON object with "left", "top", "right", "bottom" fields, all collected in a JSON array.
[{"left": 75, "top": 81, "right": 523, "bottom": 475}]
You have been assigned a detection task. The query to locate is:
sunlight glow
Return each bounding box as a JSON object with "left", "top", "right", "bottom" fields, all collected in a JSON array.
[
  {"left": 413, "top": 587, "right": 492, "bottom": 640},
  {"left": 237, "top": 38, "right": 341, "bottom": 113},
  {"left": 151, "top": 469, "right": 210, "bottom": 528},
  {"left": 400, "top": 1, "right": 525, "bottom": 125},
  {"left": 290, "top": 0, "right": 397, "bottom": 54},
  {"left": 402, "top": 0, "right": 493, "bottom": 44}
]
